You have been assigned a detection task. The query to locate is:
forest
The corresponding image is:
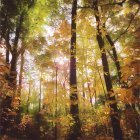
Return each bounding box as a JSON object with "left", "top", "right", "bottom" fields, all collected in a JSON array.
[{"left": 0, "top": 0, "right": 140, "bottom": 140}]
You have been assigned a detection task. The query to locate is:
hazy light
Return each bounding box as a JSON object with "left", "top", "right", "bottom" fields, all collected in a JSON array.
[
  {"left": 87, "top": 69, "right": 92, "bottom": 75},
  {"left": 55, "top": 56, "right": 68, "bottom": 65}
]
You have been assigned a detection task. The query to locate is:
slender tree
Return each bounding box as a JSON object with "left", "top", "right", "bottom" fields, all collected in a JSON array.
[
  {"left": 39, "top": 74, "right": 42, "bottom": 112},
  {"left": 93, "top": 1, "right": 123, "bottom": 140},
  {"left": 9, "top": 12, "right": 24, "bottom": 92},
  {"left": 18, "top": 49, "right": 25, "bottom": 97},
  {"left": 104, "top": 7, "right": 139, "bottom": 86},
  {"left": 27, "top": 76, "right": 31, "bottom": 114},
  {"left": 69, "top": 0, "right": 81, "bottom": 139}
]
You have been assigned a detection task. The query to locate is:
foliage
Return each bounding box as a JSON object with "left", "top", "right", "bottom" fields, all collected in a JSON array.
[{"left": 0, "top": 0, "right": 140, "bottom": 140}]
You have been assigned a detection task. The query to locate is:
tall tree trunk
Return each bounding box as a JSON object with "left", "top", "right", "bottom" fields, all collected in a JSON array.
[
  {"left": 5, "top": 29, "right": 11, "bottom": 64},
  {"left": 1, "top": 24, "right": 12, "bottom": 135},
  {"left": 1, "top": 14, "right": 7, "bottom": 39},
  {"left": 93, "top": 1, "right": 123, "bottom": 140},
  {"left": 82, "top": 83, "right": 86, "bottom": 110},
  {"left": 69, "top": 0, "right": 81, "bottom": 139},
  {"left": 82, "top": 45, "right": 86, "bottom": 110},
  {"left": 9, "top": 12, "right": 24, "bottom": 92},
  {"left": 18, "top": 50, "right": 25, "bottom": 97},
  {"left": 55, "top": 67, "right": 58, "bottom": 140},
  {"left": 6, "top": 49, "right": 9, "bottom": 64},
  {"left": 27, "top": 78, "right": 31, "bottom": 114},
  {"left": 84, "top": 43, "right": 93, "bottom": 107},
  {"left": 9, "top": 50, "right": 18, "bottom": 91},
  {"left": 95, "top": 60, "right": 107, "bottom": 98},
  {"left": 16, "top": 50, "right": 25, "bottom": 124},
  {"left": 105, "top": 34, "right": 122, "bottom": 85},
  {"left": 39, "top": 76, "right": 42, "bottom": 112},
  {"left": 8, "top": 13, "right": 24, "bottom": 115},
  {"left": 87, "top": 82, "right": 93, "bottom": 107},
  {"left": 103, "top": 22, "right": 127, "bottom": 88},
  {"left": 5, "top": 30, "right": 11, "bottom": 81},
  {"left": 5, "top": 49, "right": 10, "bottom": 81},
  {"left": 103, "top": 5, "right": 139, "bottom": 137},
  {"left": 93, "top": 77, "right": 97, "bottom": 106}
]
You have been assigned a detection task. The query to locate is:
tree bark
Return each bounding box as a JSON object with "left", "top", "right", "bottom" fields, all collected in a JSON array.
[
  {"left": 106, "top": 34, "right": 122, "bottom": 84},
  {"left": 9, "top": 50, "right": 17, "bottom": 88},
  {"left": 9, "top": 12, "right": 24, "bottom": 90},
  {"left": 18, "top": 50, "right": 25, "bottom": 97},
  {"left": 27, "top": 78, "right": 31, "bottom": 114},
  {"left": 69, "top": 0, "right": 81, "bottom": 140},
  {"left": 39, "top": 77, "right": 42, "bottom": 112},
  {"left": 4, "top": 30, "right": 11, "bottom": 81},
  {"left": 55, "top": 67, "right": 58, "bottom": 140},
  {"left": 93, "top": 1, "right": 123, "bottom": 140},
  {"left": 6, "top": 49, "right": 10, "bottom": 64}
]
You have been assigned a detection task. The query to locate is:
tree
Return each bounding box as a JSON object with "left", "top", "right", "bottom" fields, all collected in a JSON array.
[
  {"left": 93, "top": 0, "right": 123, "bottom": 139},
  {"left": 18, "top": 49, "right": 25, "bottom": 97},
  {"left": 0, "top": 0, "right": 36, "bottom": 98},
  {"left": 69, "top": 0, "right": 81, "bottom": 140},
  {"left": 104, "top": 5, "right": 139, "bottom": 87}
]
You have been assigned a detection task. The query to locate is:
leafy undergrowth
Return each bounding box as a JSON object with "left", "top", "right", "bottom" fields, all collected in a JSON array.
[{"left": 1, "top": 106, "right": 139, "bottom": 140}]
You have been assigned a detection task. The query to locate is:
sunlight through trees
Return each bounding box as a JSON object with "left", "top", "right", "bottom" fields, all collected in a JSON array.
[{"left": 0, "top": 0, "right": 140, "bottom": 140}]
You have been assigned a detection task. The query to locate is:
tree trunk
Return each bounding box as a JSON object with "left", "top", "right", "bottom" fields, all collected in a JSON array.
[
  {"left": 5, "top": 29, "right": 11, "bottom": 63},
  {"left": 82, "top": 46, "right": 86, "bottom": 110},
  {"left": 96, "top": 34, "right": 123, "bottom": 140},
  {"left": 5, "top": 30, "right": 11, "bottom": 81},
  {"left": 85, "top": 46, "right": 93, "bottom": 107},
  {"left": 82, "top": 83, "right": 86, "bottom": 110},
  {"left": 55, "top": 67, "right": 58, "bottom": 140},
  {"left": 87, "top": 82, "right": 93, "bottom": 107},
  {"left": 15, "top": 50, "right": 25, "bottom": 124},
  {"left": 103, "top": 22, "right": 128, "bottom": 88},
  {"left": 27, "top": 78, "right": 31, "bottom": 114},
  {"left": 93, "top": 1, "right": 123, "bottom": 140},
  {"left": 95, "top": 59, "right": 107, "bottom": 98},
  {"left": 6, "top": 49, "right": 9, "bottom": 64},
  {"left": 9, "top": 12, "right": 24, "bottom": 92},
  {"left": 18, "top": 50, "right": 25, "bottom": 97},
  {"left": 104, "top": 11, "right": 140, "bottom": 138},
  {"left": 9, "top": 50, "right": 18, "bottom": 90},
  {"left": 106, "top": 34, "right": 122, "bottom": 85},
  {"left": 39, "top": 77, "right": 42, "bottom": 112},
  {"left": 69, "top": 0, "right": 81, "bottom": 140},
  {"left": 8, "top": 12, "right": 24, "bottom": 112}
]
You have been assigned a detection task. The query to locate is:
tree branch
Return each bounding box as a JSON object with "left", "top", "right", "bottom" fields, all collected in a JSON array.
[
  {"left": 133, "top": 0, "right": 140, "bottom": 5},
  {"left": 100, "top": 0, "right": 126, "bottom": 7},
  {"left": 114, "top": 7, "right": 140, "bottom": 43},
  {"left": 77, "top": 0, "right": 126, "bottom": 9}
]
